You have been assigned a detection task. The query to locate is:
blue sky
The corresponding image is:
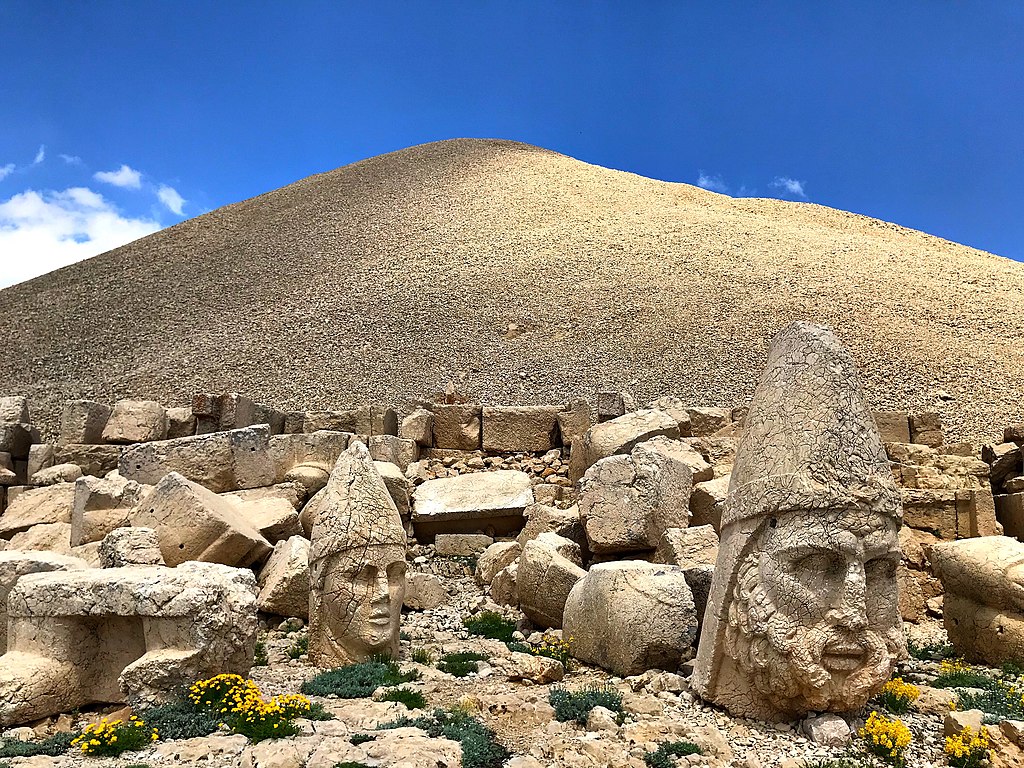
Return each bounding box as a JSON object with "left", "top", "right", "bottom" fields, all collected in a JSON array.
[{"left": 1, "top": 2, "right": 1022, "bottom": 286}]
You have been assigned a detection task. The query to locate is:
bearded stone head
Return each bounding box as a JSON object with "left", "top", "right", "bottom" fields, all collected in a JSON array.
[{"left": 692, "top": 321, "right": 906, "bottom": 722}]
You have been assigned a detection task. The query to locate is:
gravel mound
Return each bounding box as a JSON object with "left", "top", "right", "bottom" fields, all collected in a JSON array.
[{"left": 1, "top": 138, "right": 1022, "bottom": 442}]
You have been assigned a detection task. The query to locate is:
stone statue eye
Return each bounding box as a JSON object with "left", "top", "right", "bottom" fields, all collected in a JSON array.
[{"left": 793, "top": 551, "right": 843, "bottom": 576}]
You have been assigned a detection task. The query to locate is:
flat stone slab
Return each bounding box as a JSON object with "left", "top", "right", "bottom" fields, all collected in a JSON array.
[{"left": 411, "top": 470, "right": 534, "bottom": 539}]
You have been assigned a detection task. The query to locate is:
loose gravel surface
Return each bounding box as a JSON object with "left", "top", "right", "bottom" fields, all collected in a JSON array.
[{"left": 2, "top": 138, "right": 1022, "bottom": 443}]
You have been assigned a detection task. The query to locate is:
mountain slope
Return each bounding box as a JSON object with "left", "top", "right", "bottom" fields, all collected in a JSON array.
[{"left": 2, "top": 138, "right": 1021, "bottom": 442}]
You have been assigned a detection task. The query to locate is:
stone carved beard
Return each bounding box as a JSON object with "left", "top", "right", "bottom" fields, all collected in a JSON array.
[{"left": 724, "top": 550, "right": 903, "bottom": 714}]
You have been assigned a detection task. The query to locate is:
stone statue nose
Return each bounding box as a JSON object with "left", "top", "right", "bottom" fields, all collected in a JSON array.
[
  {"left": 371, "top": 571, "right": 390, "bottom": 602},
  {"left": 830, "top": 561, "right": 868, "bottom": 630}
]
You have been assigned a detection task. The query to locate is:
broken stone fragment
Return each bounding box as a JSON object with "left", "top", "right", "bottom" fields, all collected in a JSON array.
[
  {"left": 399, "top": 408, "right": 433, "bottom": 448},
  {"left": 71, "top": 472, "right": 146, "bottom": 546},
  {"left": 101, "top": 399, "right": 168, "bottom": 444},
  {"left": 435, "top": 533, "right": 493, "bottom": 557},
  {"left": 654, "top": 524, "right": 719, "bottom": 568},
  {"left": 516, "top": 534, "right": 586, "bottom": 629},
  {"left": 166, "top": 406, "right": 197, "bottom": 439},
  {"left": 0, "top": 550, "right": 91, "bottom": 652},
  {"left": 411, "top": 470, "right": 534, "bottom": 541},
  {"left": 556, "top": 400, "right": 591, "bottom": 448},
  {"left": 257, "top": 535, "right": 310, "bottom": 619},
  {"left": 569, "top": 409, "right": 680, "bottom": 483},
  {"left": 26, "top": 444, "right": 55, "bottom": 480},
  {"left": 368, "top": 435, "right": 418, "bottom": 471},
  {"left": 475, "top": 541, "right": 521, "bottom": 586},
  {"left": 402, "top": 572, "right": 446, "bottom": 610},
  {"left": 0, "top": 483, "right": 75, "bottom": 538},
  {"left": 54, "top": 444, "right": 121, "bottom": 477},
  {"left": 59, "top": 400, "right": 112, "bottom": 445},
  {"left": 0, "top": 423, "right": 38, "bottom": 461},
  {"left": 30, "top": 462, "right": 83, "bottom": 487},
  {"left": 98, "top": 527, "right": 165, "bottom": 567},
  {"left": 428, "top": 404, "right": 481, "bottom": 450}
]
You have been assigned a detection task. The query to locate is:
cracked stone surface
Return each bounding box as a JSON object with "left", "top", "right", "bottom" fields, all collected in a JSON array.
[
  {"left": 308, "top": 441, "right": 407, "bottom": 667},
  {"left": 692, "top": 321, "right": 905, "bottom": 721}
]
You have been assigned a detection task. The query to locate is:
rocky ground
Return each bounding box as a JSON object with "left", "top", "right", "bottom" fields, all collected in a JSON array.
[{"left": 1, "top": 557, "right": 1011, "bottom": 768}]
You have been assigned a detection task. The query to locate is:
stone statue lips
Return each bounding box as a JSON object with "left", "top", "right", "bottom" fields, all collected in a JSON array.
[
  {"left": 367, "top": 606, "right": 392, "bottom": 626},
  {"left": 821, "top": 636, "right": 868, "bottom": 671}
]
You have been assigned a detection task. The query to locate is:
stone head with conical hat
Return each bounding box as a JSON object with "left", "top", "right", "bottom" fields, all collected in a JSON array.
[
  {"left": 308, "top": 440, "right": 407, "bottom": 667},
  {"left": 692, "top": 321, "right": 905, "bottom": 722}
]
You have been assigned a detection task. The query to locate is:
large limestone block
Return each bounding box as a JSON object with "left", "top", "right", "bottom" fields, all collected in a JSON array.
[
  {"left": 888, "top": 442, "right": 989, "bottom": 490},
  {"left": 8, "top": 523, "right": 74, "bottom": 555},
  {"left": 120, "top": 425, "right": 277, "bottom": 493},
  {"left": 411, "top": 470, "right": 534, "bottom": 540},
  {"left": 648, "top": 396, "right": 692, "bottom": 435},
  {"left": 517, "top": 535, "right": 586, "bottom": 629},
  {"left": 0, "top": 397, "right": 29, "bottom": 424},
  {"left": 54, "top": 444, "right": 121, "bottom": 477},
  {"left": 257, "top": 536, "right": 310, "bottom": 619},
  {"left": 655, "top": 525, "right": 719, "bottom": 568},
  {"left": 225, "top": 495, "right": 303, "bottom": 544},
  {"left": 59, "top": 400, "right": 111, "bottom": 444},
  {"left": 399, "top": 408, "right": 433, "bottom": 447},
  {"left": 26, "top": 444, "right": 54, "bottom": 480},
  {"left": 475, "top": 541, "right": 522, "bottom": 586},
  {"left": 0, "top": 423, "right": 37, "bottom": 460},
  {"left": 128, "top": 472, "right": 272, "bottom": 567},
  {"left": 308, "top": 442, "right": 406, "bottom": 668},
  {"left": 910, "top": 411, "right": 944, "bottom": 447},
  {"left": 556, "top": 400, "right": 592, "bottom": 448},
  {"left": 166, "top": 407, "right": 197, "bottom": 439},
  {"left": 98, "top": 527, "right": 165, "bottom": 567},
  {"left": 931, "top": 536, "right": 1024, "bottom": 664},
  {"left": 685, "top": 407, "right": 731, "bottom": 437},
  {"left": 0, "top": 562, "right": 257, "bottom": 725},
  {"left": 690, "top": 475, "right": 730, "bottom": 532},
  {"left": 0, "top": 483, "right": 75, "bottom": 537},
  {"left": 71, "top": 473, "right": 146, "bottom": 546},
  {"left": 872, "top": 411, "right": 911, "bottom": 444},
  {"left": 269, "top": 431, "right": 352, "bottom": 482},
  {"left": 517, "top": 502, "right": 586, "bottom": 551},
  {"left": 368, "top": 435, "right": 418, "bottom": 471},
  {"left": 692, "top": 322, "right": 905, "bottom": 722},
  {"left": 374, "top": 461, "right": 411, "bottom": 517},
  {"left": 0, "top": 550, "right": 91, "bottom": 651},
  {"left": 30, "top": 462, "right": 83, "bottom": 486},
  {"left": 564, "top": 561, "right": 698, "bottom": 676},
  {"left": 482, "top": 406, "right": 561, "bottom": 452},
  {"left": 569, "top": 409, "right": 680, "bottom": 483},
  {"left": 304, "top": 409, "right": 361, "bottom": 433},
  {"left": 579, "top": 436, "right": 694, "bottom": 554},
  {"left": 102, "top": 400, "right": 168, "bottom": 444},
  {"left": 429, "top": 404, "right": 482, "bottom": 450}
]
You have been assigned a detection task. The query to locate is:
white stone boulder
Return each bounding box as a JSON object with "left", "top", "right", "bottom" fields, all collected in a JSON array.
[
  {"left": 102, "top": 399, "right": 168, "bottom": 444},
  {"left": 517, "top": 534, "right": 586, "bottom": 629},
  {"left": 475, "top": 541, "right": 521, "bottom": 586},
  {"left": 59, "top": 400, "right": 111, "bottom": 445},
  {"left": 257, "top": 536, "right": 310, "bottom": 619},
  {"left": 569, "top": 409, "right": 681, "bottom": 482},
  {"left": 654, "top": 525, "right": 719, "bottom": 568},
  {"left": 71, "top": 473, "right": 147, "bottom": 546},
  {"left": 98, "top": 527, "right": 165, "bottom": 568},
  {"left": 411, "top": 470, "right": 534, "bottom": 540},
  {"left": 0, "top": 483, "right": 75, "bottom": 538},
  {"left": 29, "top": 462, "right": 83, "bottom": 486}
]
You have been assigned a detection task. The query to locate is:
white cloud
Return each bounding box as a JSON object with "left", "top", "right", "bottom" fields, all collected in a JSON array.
[
  {"left": 770, "top": 176, "right": 807, "bottom": 198},
  {"left": 0, "top": 186, "right": 161, "bottom": 287},
  {"left": 94, "top": 164, "right": 143, "bottom": 190},
  {"left": 0, "top": 164, "right": 14, "bottom": 182},
  {"left": 59, "top": 154, "right": 82, "bottom": 165},
  {"left": 156, "top": 184, "right": 186, "bottom": 215},
  {"left": 33, "top": 145, "right": 45, "bottom": 164},
  {"left": 696, "top": 172, "right": 729, "bottom": 194}
]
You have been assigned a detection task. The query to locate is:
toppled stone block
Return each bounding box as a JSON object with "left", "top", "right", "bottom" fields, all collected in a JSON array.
[
  {"left": 1005, "top": 425, "right": 1024, "bottom": 444},
  {"left": 475, "top": 541, "right": 521, "bottom": 586},
  {"left": 411, "top": 470, "right": 534, "bottom": 541},
  {"left": 435, "top": 533, "right": 493, "bottom": 556},
  {"left": 872, "top": 411, "right": 911, "bottom": 444},
  {"left": 0, "top": 423, "right": 37, "bottom": 461},
  {"left": 579, "top": 436, "right": 694, "bottom": 554},
  {"left": 304, "top": 410, "right": 359, "bottom": 433},
  {"left": 54, "top": 444, "right": 121, "bottom": 477},
  {"left": 517, "top": 534, "right": 586, "bottom": 629},
  {"left": 370, "top": 405, "right": 399, "bottom": 436},
  {"left": 689, "top": 475, "right": 729, "bottom": 532},
  {"left": 429, "top": 404, "right": 482, "bottom": 450},
  {"left": 685, "top": 408, "right": 731, "bottom": 437},
  {"left": 374, "top": 461, "right": 411, "bottom": 517},
  {"left": 121, "top": 426, "right": 277, "bottom": 493},
  {"left": 102, "top": 400, "right": 168, "bottom": 444},
  {"left": 556, "top": 400, "right": 591, "bottom": 448},
  {"left": 166, "top": 407, "right": 197, "bottom": 439},
  {"left": 224, "top": 495, "right": 303, "bottom": 544},
  {"left": 30, "top": 462, "right": 83, "bottom": 486},
  {"left": 648, "top": 396, "right": 692, "bottom": 436},
  {"left": 252, "top": 404, "right": 285, "bottom": 435},
  {"left": 563, "top": 561, "right": 697, "bottom": 677},
  {"left": 655, "top": 525, "right": 719, "bottom": 568},
  {"left": 0, "top": 397, "right": 29, "bottom": 423},
  {"left": 71, "top": 473, "right": 146, "bottom": 546},
  {"left": 0, "top": 550, "right": 91, "bottom": 651},
  {"left": 26, "top": 444, "right": 54, "bottom": 480},
  {"left": 128, "top": 472, "right": 272, "bottom": 567},
  {"left": 269, "top": 431, "right": 352, "bottom": 482},
  {"left": 59, "top": 401, "right": 111, "bottom": 445},
  {"left": 257, "top": 536, "right": 310, "bottom": 619},
  {"left": 491, "top": 563, "right": 518, "bottom": 606},
  {"left": 517, "top": 502, "right": 586, "bottom": 551},
  {"left": 931, "top": 536, "right": 1024, "bottom": 664},
  {"left": 482, "top": 406, "right": 560, "bottom": 452},
  {"left": 368, "top": 435, "right": 418, "bottom": 471},
  {"left": 216, "top": 394, "right": 257, "bottom": 431},
  {"left": 569, "top": 409, "right": 680, "bottom": 482},
  {"left": 889, "top": 442, "right": 990, "bottom": 490},
  {"left": 98, "top": 527, "right": 165, "bottom": 567},
  {"left": 7, "top": 522, "right": 74, "bottom": 556},
  {"left": 399, "top": 408, "right": 433, "bottom": 447},
  {"left": 596, "top": 391, "right": 626, "bottom": 422},
  {"left": 910, "top": 411, "right": 944, "bottom": 447},
  {"left": 282, "top": 411, "right": 306, "bottom": 434},
  {"left": 0, "top": 483, "right": 75, "bottom": 537},
  {"left": 0, "top": 562, "right": 258, "bottom": 726},
  {"left": 984, "top": 442, "right": 1022, "bottom": 488},
  {"left": 403, "top": 572, "right": 446, "bottom": 610}
]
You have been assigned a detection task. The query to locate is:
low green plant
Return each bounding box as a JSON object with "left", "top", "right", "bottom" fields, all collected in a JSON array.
[
  {"left": 301, "top": 658, "right": 420, "bottom": 698},
  {"left": 379, "top": 688, "right": 427, "bottom": 709},
  {"left": 932, "top": 659, "right": 998, "bottom": 690},
  {"left": 334, "top": 763, "right": 373, "bottom": 768},
  {"left": 530, "top": 633, "right": 573, "bottom": 667},
  {"left": 287, "top": 635, "right": 309, "bottom": 659},
  {"left": 142, "top": 700, "right": 220, "bottom": 740},
  {"left": 874, "top": 678, "right": 920, "bottom": 715},
  {"left": 400, "top": 630, "right": 411, "bottom": 641},
  {"left": 412, "top": 648, "right": 433, "bottom": 665},
  {"left": 71, "top": 716, "right": 158, "bottom": 756},
  {"left": 0, "top": 733, "right": 76, "bottom": 758},
  {"left": 253, "top": 640, "right": 269, "bottom": 666},
  {"left": 958, "top": 681, "right": 1024, "bottom": 723},
  {"left": 349, "top": 733, "right": 377, "bottom": 745},
  {"left": 906, "top": 638, "right": 956, "bottom": 661},
  {"left": 1003, "top": 660, "right": 1024, "bottom": 678},
  {"left": 548, "top": 686, "right": 624, "bottom": 724},
  {"left": 379, "top": 708, "right": 509, "bottom": 768},
  {"left": 445, "top": 555, "right": 478, "bottom": 570},
  {"left": 303, "top": 702, "right": 334, "bottom": 721},
  {"left": 438, "top": 651, "right": 489, "bottom": 678},
  {"left": 463, "top": 611, "right": 516, "bottom": 644},
  {"left": 644, "top": 740, "right": 702, "bottom": 768},
  {"left": 505, "top": 640, "right": 531, "bottom": 655}
]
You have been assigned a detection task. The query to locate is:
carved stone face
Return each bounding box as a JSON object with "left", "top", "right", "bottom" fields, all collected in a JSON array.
[
  {"left": 726, "top": 506, "right": 904, "bottom": 714},
  {"left": 321, "top": 545, "right": 406, "bottom": 662}
]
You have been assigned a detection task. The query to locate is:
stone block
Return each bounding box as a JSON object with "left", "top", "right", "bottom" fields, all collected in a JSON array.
[
  {"left": 910, "top": 411, "right": 944, "bottom": 447},
  {"left": 517, "top": 535, "right": 587, "bottom": 629},
  {"left": 429, "top": 404, "right": 482, "bottom": 450},
  {"left": 482, "top": 406, "right": 560, "bottom": 453},
  {"left": 563, "top": 561, "right": 697, "bottom": 677},
  {"left": 435, "top": 533, "right": 493, "bottom": 557},
  {"left": 957, "top": 488, "right": 1001, "bottom": 538},
  {"left": 689, "top": 475, "right": 729, "bottom": 533},
  {"left": 997, "top": 493, "right": 1024, "bottom": 540},
  {"left": 166, "top": 407, "right": 197, "bottom": 439},
  {"left": 303, "top": 410, "right": 360, "bottom": 433},
  {"left": 491, "top": 563, "right": 518, "bottom": 606},
  {"left": 30, "top": 463, "right": 83, "bottom": 486},
  {"left": 0, "top": 397, "right": 29, "bottom": 424},
  {"left": 0, "top": 562, "right": 258, "bottom": 725},
  {"left": 984, "top": 442, "right": 1022, "bottom": 488},
  {"left": 685, "top": 407, "right": 731, "bottom": 437},
  {"left": 101, "top": 400, "right": 168, "bottom": 444},
  {"left": 54, "top": 444, "right": 121, "bottom": 477},
  {"left": 0, "top": 483, "right": 75, "bottom": 537},
  {"left": 411, "top": 470, "right": 534, "bottom": 541},
  {"left": 128, "top": 472, "right": 272, "bottom": 567},
  {"left": 373, "top": 461, "right": 411, "bottom": 517},
  {"left": 121, "top": 426, "right": 277, "bottom": 493},
  {"left": 370, "top": 405, "right": 399, "bottom": 436},
  {"left": 282, "top": 412, "right": 306, "bottom": 434},
  {"left": 556, "top": 400, "right": 591, "bottom": 448},
  {"left": 71, "top": 473, "right": 146, "bottom": 546},
  {"left": 596, "top": 391, "right": 625, "bottom": 422},
  {"left": 1005, "top": 425, "right": 1024, "bottom": 444},
  {"left": 269, "top": 431, "right": 352, "bottom": 484},
  {"left": 26, "top": 444, "right": 54, "bottom": 479},
  {"left": 517, "top": 502, "right": 585, "bottom": 551},
  {"left": 873, "top": 411, "right": 911, "bottom": 444},
  {"left": 7, "top": 522, "right": 74, "bottom": 555},
  {"left": 648, "top": 396, "right": 693, "bottom": 436},
  {"left": 216, "top": 393, "right": 257, "bottom": 431},
  {"left": 655, "top": 525, "right": 719, "bottom": 568},
  {"left": 0, "top": 551, "right": 91, "bottom": 652},
  {"left": 569, "top": 409, "right": 681, "bottom": 482},
  {"left": 59, "top": 401, "right": 111, "bottom": 445},
  {"left": 403, "top": 572, "right": 446, "bottom": 610},
  {"left": 901, "top": 488, "right": 958, "bottom": 538},
  {"left": 475, "top": 541, "right": 521, "bottom": 586},
  {"left": 399, "top": 408, "right": 433, "bottom": 447},
  {"left": 98, "top": 527, "right": 165, "bottom": 567},
  {"left": 225, "top": 495, "right": 303, "bottom": 544},
  {"left": 0, "top": 423, "right": 37, "bottom": 461},
  {"left": 257, "top": 536, "right": 310, "bottom": 619},
  {"left": 367, "top": 435, "right": 418, "bottom": 471}
]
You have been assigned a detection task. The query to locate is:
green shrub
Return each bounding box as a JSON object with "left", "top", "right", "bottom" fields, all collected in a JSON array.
[
  {"left": 907, "top": 638, "right": 956, "bottom": 661},
  {"left": 644, "top": 740, "right": 702, "bottom": 768},
  {"left": 379, "top": 708, "right": 508, "bottom": 768},
  {"left": 349, "top": 733, "right": 377, "bottom": 745},
  {"left": 0, "top": 733, "right": 76, "bottom": 758},
  {"left": 304, "top": 702, "right": 334, "bottom": 721},
  {"left": 463, "top": 611, "right": 516, "bottom": 644},
  {"left": 548, "top": 686, "right": 624, "bottom": 724},
  {"left": 334, "top": 763, "right": 373, "bottom": 768},
  {"left": 438, "top": 651, "right": 489, "bottom": 678},
  {"left": 301, "top": 658, "right": 420, "bottom": 698},
  {"left": 958, "top": 682, "right": 1024, "bottom": 723},
  {"left": 253, "top": 640, "right": 269, "bottom": 666},
  {"left": 142, "top": 700, "right": 220, "bottom": 740},
  {"left": 505, "top": 641, "right": 531, "bottom": 655},
  {"left": 288, "top": 635, "right": 309, "bottom": 659},
  {"left": 932, "top": 660, "right": 998, "bottom": 690},
  {"left": 380, "top": 687, "right": 427, "bottom": 709},
  {"left": 71, "top": 717, "right": 158, "bottom": 756},
  {"left": 412, "top": 648, "right": 433, "bottom": 665}
]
